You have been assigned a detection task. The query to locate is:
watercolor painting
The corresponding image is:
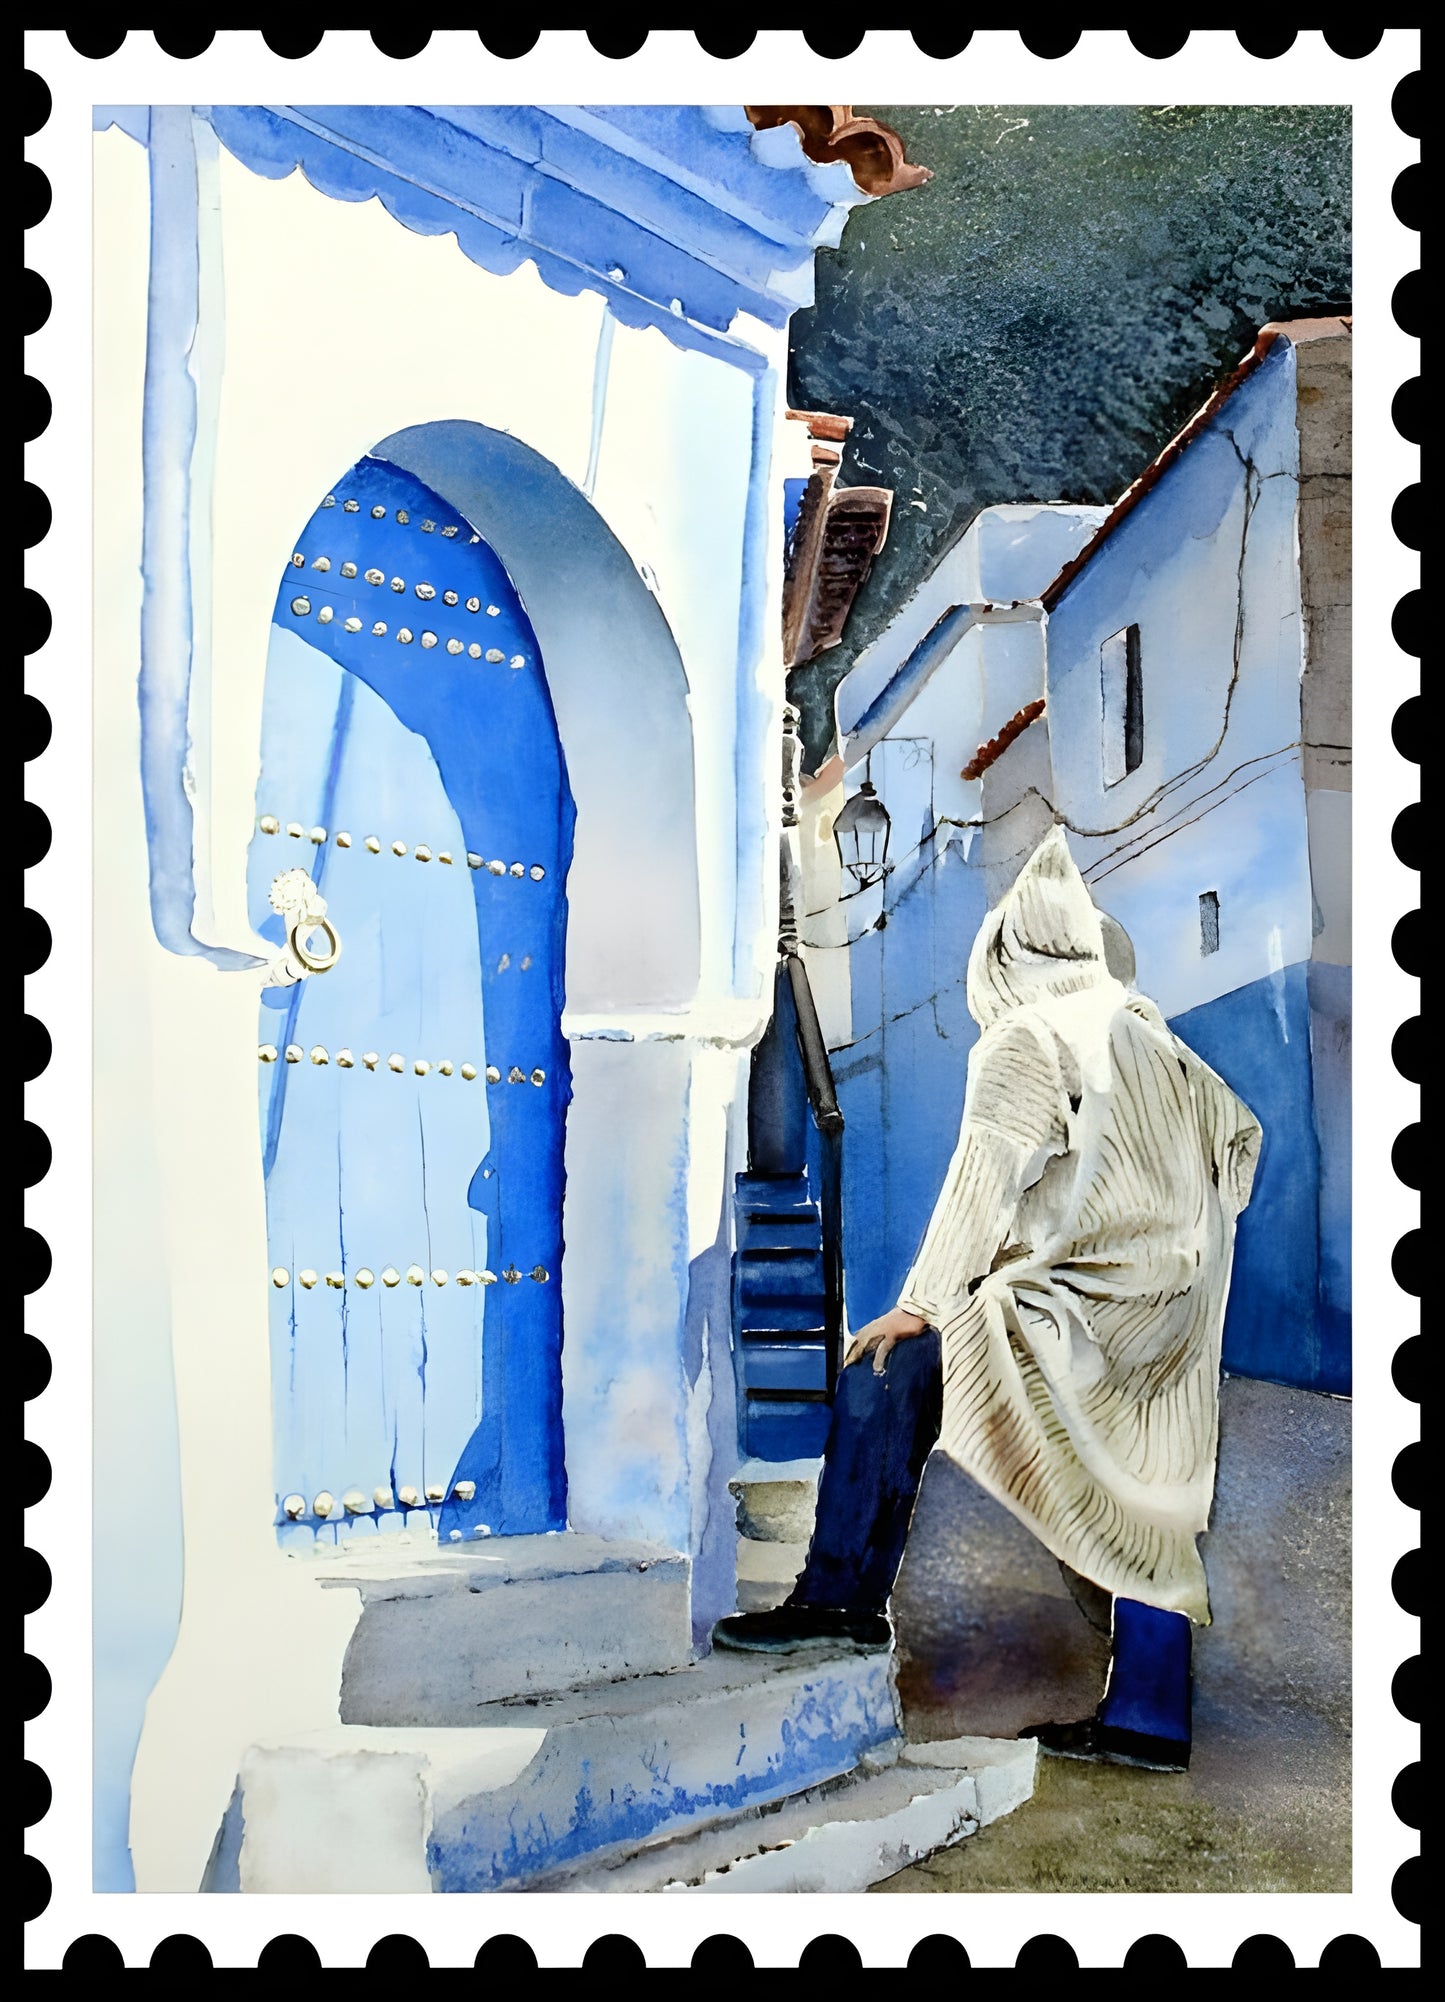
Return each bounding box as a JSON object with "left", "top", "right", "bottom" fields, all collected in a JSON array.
[{"left": 79, "top": 88, "right": 1371, "bottom": 1914}]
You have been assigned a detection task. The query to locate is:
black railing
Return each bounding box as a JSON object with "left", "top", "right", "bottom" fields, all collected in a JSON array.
[{"left": 783, "top": 951, "right": 845, "bottom": 1395}]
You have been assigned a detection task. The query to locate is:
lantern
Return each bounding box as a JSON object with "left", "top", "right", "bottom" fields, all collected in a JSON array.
[{"left": 834, "top": 774, "right": 891, "bottom": 893}]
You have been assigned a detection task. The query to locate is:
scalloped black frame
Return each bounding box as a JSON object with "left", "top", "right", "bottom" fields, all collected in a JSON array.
[{"left": 22, "top": 26, "right": 1420, "bottom": 1972}]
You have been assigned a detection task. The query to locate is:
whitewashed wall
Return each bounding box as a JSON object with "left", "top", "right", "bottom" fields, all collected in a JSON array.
[
  {"left": 1045, "top": 344, "right": 1312, "bottom": 1019},
  {"left": 812, "top": 504, "right": 1108, "bottom": 1016},
  {"left": 94, "top": 121, "right": 796, "bottom": 1892}
]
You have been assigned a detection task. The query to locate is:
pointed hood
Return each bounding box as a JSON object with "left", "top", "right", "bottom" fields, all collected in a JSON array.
[{"left": 967, "top": 824, "right": 1115, "bottom": 1029}]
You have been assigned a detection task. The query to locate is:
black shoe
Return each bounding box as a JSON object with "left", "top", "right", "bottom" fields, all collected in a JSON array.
[
  {"left": 1019, "top": 1717, "right": 1190, "bottom": 1773},
  {"left": 712, "top": 1606, "right": 892, "bottom": 1655}
]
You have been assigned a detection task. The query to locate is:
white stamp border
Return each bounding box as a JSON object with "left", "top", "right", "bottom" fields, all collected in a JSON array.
[{"left": 24, "top": 26, "right": 1419, "bottom": 1971}]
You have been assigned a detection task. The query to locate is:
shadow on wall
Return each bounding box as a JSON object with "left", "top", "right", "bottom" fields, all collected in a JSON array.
[{"left": 686, "top": 1212, "right": 743, "bottom": 1649}]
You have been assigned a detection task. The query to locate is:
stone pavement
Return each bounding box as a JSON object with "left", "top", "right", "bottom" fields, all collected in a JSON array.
[{"left": 877, "top": 1374, "right": 1351, "bottom": 1893}]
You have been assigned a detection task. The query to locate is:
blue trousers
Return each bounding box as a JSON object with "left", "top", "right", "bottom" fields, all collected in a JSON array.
[{"left": 790, "top": 1330, "right": 1192, "bottom": 1745}]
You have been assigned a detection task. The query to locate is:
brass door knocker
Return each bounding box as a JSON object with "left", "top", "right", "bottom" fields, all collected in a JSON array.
[{"left": 264, "top": 867, "right": 342, "bottom": 987}]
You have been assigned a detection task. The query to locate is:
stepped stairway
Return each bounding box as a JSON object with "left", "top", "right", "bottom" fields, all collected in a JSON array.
[
  {"left": 733, "top": 1169, "right": 835, "bottom": 1462},
  {"left": 215, "top": 1611, "right": 1035, "bottom": 1893}
]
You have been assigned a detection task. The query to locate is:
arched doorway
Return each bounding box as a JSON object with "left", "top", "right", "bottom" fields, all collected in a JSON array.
[{"left": 250, "top": 455, "right": 575, "bottom": 1543}]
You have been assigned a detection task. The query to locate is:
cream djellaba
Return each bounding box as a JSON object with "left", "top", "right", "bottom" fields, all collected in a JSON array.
[{"left": 897, "top": 824, "right": 1262, "bottom": 1623}]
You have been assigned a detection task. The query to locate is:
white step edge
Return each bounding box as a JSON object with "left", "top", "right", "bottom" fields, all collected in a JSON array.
[
  {"left": 555, "top": 1737, "right": 1035, "bottom": 1894},
  {"left": 902, "top": 1734, "right": 1039, "bottom": 1826},
  {"left": 729, "top": 1457, "right": 824, "bottom": 1488}
]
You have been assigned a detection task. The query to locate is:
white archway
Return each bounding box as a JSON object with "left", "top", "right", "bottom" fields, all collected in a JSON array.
[{"left": 375, "top": 419, "right": 701, "bottom": 1014}]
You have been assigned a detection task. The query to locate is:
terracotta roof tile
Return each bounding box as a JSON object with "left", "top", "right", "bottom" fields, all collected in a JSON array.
[
  {"left": 746, "top": 106, "right": 931, "bottom": 197},
  {"left": 961, "top": 699, "right": 1047, "bottom": 781}
]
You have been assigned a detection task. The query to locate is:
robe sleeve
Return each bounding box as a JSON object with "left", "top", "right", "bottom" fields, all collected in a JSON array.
[{"left": 897, "top": 1017, "right": 1068, "bottom": 1325}]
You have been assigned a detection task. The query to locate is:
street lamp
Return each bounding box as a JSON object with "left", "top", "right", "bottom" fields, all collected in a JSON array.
[{"left": 834, "top": 765, "right": 891, "bottom": 894}]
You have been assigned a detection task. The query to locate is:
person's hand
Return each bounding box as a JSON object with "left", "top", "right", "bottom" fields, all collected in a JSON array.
[{"left": 844, "top": 1308, "right": 929, "bottom": 1375}]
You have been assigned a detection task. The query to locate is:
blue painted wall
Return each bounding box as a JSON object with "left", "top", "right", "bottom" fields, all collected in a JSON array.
[
  {"left": 1043, "top": 344, "right": 1315, "bottom": 1028},
  {"left": 1171, "top": 964, "right": 1346, "bottom": 1393}
]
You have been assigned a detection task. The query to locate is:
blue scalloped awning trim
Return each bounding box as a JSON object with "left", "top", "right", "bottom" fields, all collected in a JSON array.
[{"left": 199, "top": 102, "right": 864, "bottom": 371}]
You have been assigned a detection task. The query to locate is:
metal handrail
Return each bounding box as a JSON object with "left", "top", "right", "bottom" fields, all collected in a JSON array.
[{"left": 783, "top": 953, "right": 843, "bottom": 1136}]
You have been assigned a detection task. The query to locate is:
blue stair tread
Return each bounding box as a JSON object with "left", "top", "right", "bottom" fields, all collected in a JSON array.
[
  {"left": 744, "top": 1225, "right": 820, "bottom": 1257},
  {"left": 745, "top": 1401, "right": 834, "bottom": 1458},
  {"left": 740, "top": 1304, "right": 828, "bottom": 1334},
  {"left": 743, "top": 1343, "right": 829, "bottom": 1392},
  {"left": 740, "top": 1295, "right": 829, "bottom": 1320},
  {"left": 735, "top": 1173, "right": 817, "bottom": 1216},
  {"left": 739, "top": 1258, "right": 827, "bottom": 1305}
]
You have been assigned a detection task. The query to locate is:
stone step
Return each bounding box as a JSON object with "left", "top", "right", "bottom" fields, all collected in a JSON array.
[
  {"left": 736, "top": 1577, "right": 796, "bottom": 1614},
  {"left": 312, "top": 1532, "right": 693, "bottom": 1723},
  {"left": 735, "top": 1534, "right": 808, "bottom": 1586},
  {"left": 549, "top": 1736, "right": 1038, "bottom": 1893},
  {"left": 733, "top": 1533, "right": 807, "bottom": 1613},
  {"left": 900, "top": 1734, "right": 1041, "bottom": 1827},
  {"left": 223, "top": 1649, "right": 903, "bottom": 1894},
  {"left": 729, "top": 1458, "right": 821, "bottom": 1543}
]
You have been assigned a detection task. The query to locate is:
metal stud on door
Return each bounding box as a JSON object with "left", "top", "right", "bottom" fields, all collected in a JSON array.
[{"left": 250, "top": 457, "right": 574, "bottom": 1546}]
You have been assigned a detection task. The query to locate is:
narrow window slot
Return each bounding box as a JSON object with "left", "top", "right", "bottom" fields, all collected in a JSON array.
[{"left": 1101, "top": 624, "right": 1144, "bottom": 786}]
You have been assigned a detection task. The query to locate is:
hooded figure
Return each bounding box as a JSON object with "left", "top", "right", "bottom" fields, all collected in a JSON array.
[
  {"left": 716, "top": 824, "right": 1263, "bottom": 1768},
  {"left": 896, "top": 824, "right": 1262, "bottom": 1624}
]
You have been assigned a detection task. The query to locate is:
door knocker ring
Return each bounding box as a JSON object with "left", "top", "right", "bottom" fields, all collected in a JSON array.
[{"left": 290, "top": 915, "right": 341, "bottom": 974}]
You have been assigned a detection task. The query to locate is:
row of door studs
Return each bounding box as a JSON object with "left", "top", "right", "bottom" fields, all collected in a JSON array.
[
  {"left": 282, "top": 1480, "right": 476, "bottom": 1522},
  {"left": 271, "top": 1264, "right": 549, "bottom": 1288},
  {"left": 257, "top": 819, "right": 547, "bottom": 878},
  {"left": 292, "top": 549, "right": 499, "bottom": 607},
  {"left": 258, "top": 1046, "right": 545, "bottom": 1083},
  {"left": 315, "top": 496, "right": 469, "bottom": 532},
  {"left": 288, "top": 592, "right": 527, "bottom": 662}
]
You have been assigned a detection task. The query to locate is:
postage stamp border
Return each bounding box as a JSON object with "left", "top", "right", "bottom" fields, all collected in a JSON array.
[{"left": 24, "top": 26, "right": 1420, "bottom": 1970}]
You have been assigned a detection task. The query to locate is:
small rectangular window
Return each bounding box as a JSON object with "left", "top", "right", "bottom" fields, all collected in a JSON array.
[
  {"left": 1101, "top": 624, "right": 1144, "bottom": 787},
  {"left": 1199, "top": 890, "right": 1220, "bottom": 956}
]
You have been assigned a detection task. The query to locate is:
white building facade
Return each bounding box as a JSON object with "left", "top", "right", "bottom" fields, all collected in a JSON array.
[
  {"left": 92, "top": 103, "right": 914, "bottom": 1893},
  {"left": 813, "top": 319, "right": 1351, "bottom": 1399}
]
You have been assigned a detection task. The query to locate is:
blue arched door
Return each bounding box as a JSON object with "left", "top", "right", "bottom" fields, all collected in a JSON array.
[{"left": 249, "top": 455, "right": 574, "bottom": 1545}]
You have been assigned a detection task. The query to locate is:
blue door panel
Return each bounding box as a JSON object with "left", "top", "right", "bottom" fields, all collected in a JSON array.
[{"left": 251, "top": 457, "right": 574, "bottom": 1544}]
